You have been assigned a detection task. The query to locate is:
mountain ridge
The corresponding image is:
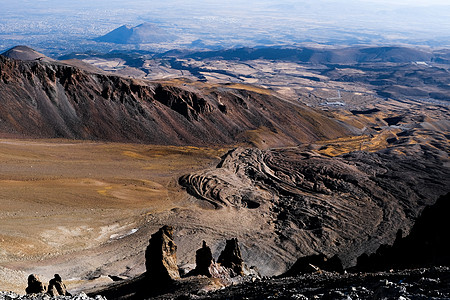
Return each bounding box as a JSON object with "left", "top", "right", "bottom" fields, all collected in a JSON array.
[
  {"left": 160, "top": 46, "right": 436, "bottom": 64},
  {"left": 0, "top": 52, "right": 355, "bottom": 146}
]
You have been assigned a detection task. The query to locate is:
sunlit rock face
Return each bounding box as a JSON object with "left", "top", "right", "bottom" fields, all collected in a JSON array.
[{"left": 145, "top": 225, "right": 180, "bottom": 283}]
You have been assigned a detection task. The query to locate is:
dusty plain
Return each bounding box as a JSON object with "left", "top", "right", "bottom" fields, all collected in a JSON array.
[{"left": 0, "top": 139, "right": 226, "bottom": 293}]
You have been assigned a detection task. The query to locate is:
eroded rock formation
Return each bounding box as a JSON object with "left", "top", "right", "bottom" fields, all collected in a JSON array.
[
  {"left": 186, "top": 240, "right": 232, "bottom": 281},
  {"left": 193, "top": 241, "right": 214, "bottom": 277},
  {"left": 186, "top": 238, "right": 259, "bottom": 281},
  {"left": 25, "top": 274, "right": 46, "bottom": 295},
  {"left": 47, "top": 274, "right": 70, "bottom": 296},
  {"left": 217, "top": 238, "right": 246, "bottom": 277},
  {"left": 180, "top": 144, "right": 450, "bottom": 268},
  {"left": 145, "top": 225, "right": 180, "bottom": 283}
]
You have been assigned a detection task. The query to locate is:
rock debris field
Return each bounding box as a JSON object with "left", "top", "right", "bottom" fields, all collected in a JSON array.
[{"left": 0, "top": 292, "right": 105, "bottom": 300}]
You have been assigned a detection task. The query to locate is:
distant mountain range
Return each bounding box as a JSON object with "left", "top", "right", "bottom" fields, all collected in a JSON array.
[
  {"left": 162, "top": 46, "right": 437, "bottom": 64},
  {"left": 94, "top": 23, "right": 178, "bottom": 44},
  {"left": 55, "top": 45, "right": 450, "bottom": 104}
]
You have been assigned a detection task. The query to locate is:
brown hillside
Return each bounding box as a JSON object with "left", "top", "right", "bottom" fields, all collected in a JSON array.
[{"left": 0, "top": 55, "right": 355, "bottom": 147}]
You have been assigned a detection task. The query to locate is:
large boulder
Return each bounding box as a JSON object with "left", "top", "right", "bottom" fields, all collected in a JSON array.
[
  {"left": 145, "top": 225, "right": 180, "bottom": 283},
  {"left": 25, "top": 274, "right": 46, "bottom": 294}
]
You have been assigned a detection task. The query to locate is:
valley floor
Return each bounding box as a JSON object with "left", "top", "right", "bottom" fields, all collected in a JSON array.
[{"left": 0, "top": 139, "right": 226, "bottom": 293}]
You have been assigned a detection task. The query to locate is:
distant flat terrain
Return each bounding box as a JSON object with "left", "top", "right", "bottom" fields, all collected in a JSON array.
[{"left": 68, "top": 46, "right": 450, "bottom": 109}]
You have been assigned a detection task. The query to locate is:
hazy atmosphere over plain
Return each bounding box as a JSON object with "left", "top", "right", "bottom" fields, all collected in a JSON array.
[{"left": 2, "top": 0, "right": 450, "bottom": 55}]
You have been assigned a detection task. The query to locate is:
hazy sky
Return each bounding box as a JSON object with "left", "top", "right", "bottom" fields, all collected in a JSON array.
[
  {"left": 1, "top": 0, "right": 450, "bottom": 53},
  {"left": 2, "top": 0, "right": 450, "bottom": 9},
  {"left": 362, "top": 0, "right": 449, "bottom": 4}
]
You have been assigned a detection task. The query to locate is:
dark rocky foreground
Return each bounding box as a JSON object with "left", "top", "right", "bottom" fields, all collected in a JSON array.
[
  {"left": 88, "top": 191, "right": 450, "bottom": 299},
  {"left": 91, "top": 268, "right": 450, "bottom": 300},
  {"left": 3, "top": 271, "right": 450, "bottom": 299},
  {"left": 3, "top": 189, "right": 449, "bottom": 300},
  {"left": 172, "top": 267, "right": 450, "bottom": 300},
  {"left": 0, "top": 292, "right": 105, "bottom": 300}
]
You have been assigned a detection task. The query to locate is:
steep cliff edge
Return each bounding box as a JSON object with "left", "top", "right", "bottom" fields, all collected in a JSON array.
[{"left": 0, "top": 55, "right": 354, "bottom": 146}]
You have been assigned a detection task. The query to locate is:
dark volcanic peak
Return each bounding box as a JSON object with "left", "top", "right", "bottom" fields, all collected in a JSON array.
[
  {"left": 94, "top": 23, "right": 178, "bottom": 44},
  {"left": 1, "top": 45, "right": 53, "bottom": 62},
  {"left": 0, "top": 55, "right": 353, "bottom": 145}
]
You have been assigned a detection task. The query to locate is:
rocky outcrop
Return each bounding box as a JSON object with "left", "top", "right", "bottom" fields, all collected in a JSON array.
[
  {"left": 47, "top": 274, "right": 70, "bottom": 296},
  {"left": 186, "top": 238, "right": 260, "bottom": 281},
  {"left": 282, "top": 254, "right": 344, "bottom": 277},
  {"left": 145, "top": 225, "right": 180, "bottom": 283},
  {"left": 25, "top": 274, "right": 46, "bottom": 295},
  {"left": 192, "top": 241, "right": 214, "bottom": 277},
  {"left": 186, "top": 241, "right": 234, "bottom": 281},
  {"left": 97, "top": 228, "right": 259, "bottom": 299},
  {"left": 25, "top": 273, "right": 71, "bottom": 296},
  {"left": 186, "top": 238, "right": 261, "bottom": 282},
  {"left": 1, "top": 291, "right": 106, "bottom": 300},
  {"left": 217, "top": 238, "right": 246, "bottom": 277},
  {"left": 0, "top": 54, "right": 354, "bottom": 146}
]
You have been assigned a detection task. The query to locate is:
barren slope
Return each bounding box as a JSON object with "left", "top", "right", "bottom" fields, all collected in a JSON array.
[
  {"left": 180, "top": 142, "right": 450, "bottom": 268},
  {"left": 0, "top": 55, "right": 354, "bottom": 148}
]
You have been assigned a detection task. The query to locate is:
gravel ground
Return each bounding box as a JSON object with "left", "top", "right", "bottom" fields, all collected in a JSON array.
[
  {"left": 0, "top": 292, "right": 106, "bottom": 300},
  {"left": 151, "top": 267, "right": 450, "bottom": 300}
]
